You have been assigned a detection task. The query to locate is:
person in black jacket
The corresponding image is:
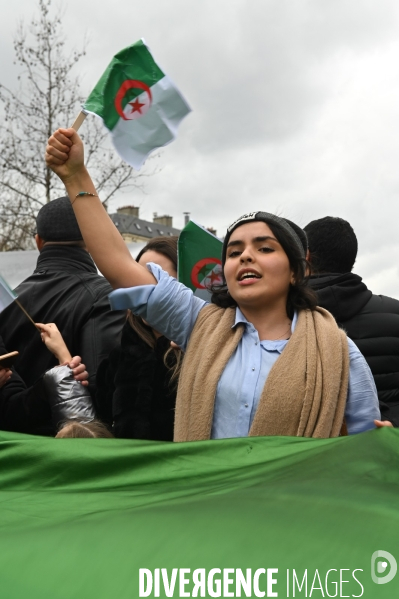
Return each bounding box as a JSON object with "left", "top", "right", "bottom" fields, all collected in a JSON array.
[
  {"left": 0, "top": 197, "right": 125, "bottom": 399},
  {"left": 95, "top": 237, "right": 181, "bottom": 441},
  {"left": 0, "top": 324, "right": 94, "bottom": 436},
  {"left": 304, "top": 216, "right": 399, "bottom": 426}
]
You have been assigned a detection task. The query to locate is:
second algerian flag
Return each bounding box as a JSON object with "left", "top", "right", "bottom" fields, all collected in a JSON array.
[
  {"left": 178, "top": 220, "right": 223, "bottom": 299},
  {"left": 83, "top": 39, "right": 191, "bottom": 169}
]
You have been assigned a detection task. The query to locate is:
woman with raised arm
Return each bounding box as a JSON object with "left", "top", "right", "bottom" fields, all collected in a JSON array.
[
  {"left": 45, "top": 129, "right": 155, "bottom": 290},
  {"left": 46, "top": 129, "right": 389, "bottom": 440}
]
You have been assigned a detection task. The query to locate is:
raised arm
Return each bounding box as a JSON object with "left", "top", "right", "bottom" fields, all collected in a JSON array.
[{"left": 45, "top": 128, "right": 156, "bottom": 289}]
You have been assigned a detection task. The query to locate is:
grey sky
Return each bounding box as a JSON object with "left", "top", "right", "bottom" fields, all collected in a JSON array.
[{"left": 1, "top": 0, "right": 399, "bottom": 296}]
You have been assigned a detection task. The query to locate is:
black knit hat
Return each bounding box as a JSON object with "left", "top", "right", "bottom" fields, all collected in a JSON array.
[
  {"left": 222, "top": 212, "right": 307, "bottom": 266},
  {"left": 36, "top": 197, "right": 83, "bottom": 242},
  {"left": 283, "top": 218, "right": 308, "bottom": 254}
]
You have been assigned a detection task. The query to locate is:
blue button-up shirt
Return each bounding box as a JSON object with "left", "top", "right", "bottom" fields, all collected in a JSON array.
[{"left": 110, "top": 263, "right": 380, "bottom": 437}]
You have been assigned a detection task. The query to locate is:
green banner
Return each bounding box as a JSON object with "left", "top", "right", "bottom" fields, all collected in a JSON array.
[
  {"left": 0, "top": 429, "right": 398, "bottom": 597},
  {"left": 178, "top": 220, "right": 223, "bottom": 296}
]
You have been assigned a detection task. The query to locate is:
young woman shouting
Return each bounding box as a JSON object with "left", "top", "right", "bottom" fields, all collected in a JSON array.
[{"left": 45, "top": 128, "right": 384, "bottom": 440}]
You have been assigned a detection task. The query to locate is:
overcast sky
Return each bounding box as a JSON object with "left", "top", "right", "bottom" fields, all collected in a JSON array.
[{"left": 1, "top": 0, "right": 399, "bottom": 296}]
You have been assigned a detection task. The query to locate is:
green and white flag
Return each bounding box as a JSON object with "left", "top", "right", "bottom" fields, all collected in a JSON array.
[
  {"left": 83, "top": 39, "right": 191, "bottom": 169},
  {"left": 178, "top": 220, "right": 223, "bottom": 299},
  {"left": 0, "top": 275, "right": 17, "bottom": 313}
]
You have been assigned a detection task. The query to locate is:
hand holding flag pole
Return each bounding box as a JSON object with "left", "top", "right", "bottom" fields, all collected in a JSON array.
[
  {"left": 71, "top": 109, "right": 88, "bottom": 132},
  {"left": 68, "top": 39, "right": 191, "bottom": 169}
]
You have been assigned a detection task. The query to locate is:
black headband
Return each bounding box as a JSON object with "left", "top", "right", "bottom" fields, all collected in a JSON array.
[{"left": 222, "top": 211, "right": 306, "bottom": 265}]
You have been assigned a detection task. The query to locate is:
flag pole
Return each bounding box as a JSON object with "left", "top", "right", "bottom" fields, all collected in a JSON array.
[
  {"left": 71, "top": 110, "right": 88, "bottom": 132},
  {"left": 15, "top": 299, "right": 41, "bottom": 332}
]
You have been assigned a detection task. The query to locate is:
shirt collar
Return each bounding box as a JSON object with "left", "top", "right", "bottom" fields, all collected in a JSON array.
[{"left": 232, "top": 307, "right": 298, "bottom": 332}]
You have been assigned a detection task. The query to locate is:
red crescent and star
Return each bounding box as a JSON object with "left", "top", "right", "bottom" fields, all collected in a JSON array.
[
  {"left": 128, "top": 98, "right": 146, "bottom": 115},
  {"left": 114, "top": 79, "right": 152, "bottom": 120},
  {"left": 191, "top": 258, "right": 222, "bottom": 289}
]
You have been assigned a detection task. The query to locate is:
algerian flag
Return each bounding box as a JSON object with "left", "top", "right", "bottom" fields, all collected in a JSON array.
[
  {"left": 83, "top": 39, "right": 191, "bottom": 169},
  {"left": 0, "top": 275, "right": 17, "bottom": 313},
  {"left": 178, "top": 220, "right": 223, "bottom": 300}
]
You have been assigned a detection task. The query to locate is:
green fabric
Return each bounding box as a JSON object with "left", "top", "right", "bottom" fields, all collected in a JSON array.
[
  {"left": 178, "top": 220, "right": 223, "bottom": 292},
  {"left": 0, "top": 429, "right": 398, "bottom": 597},
  {"left": 84, "top": 39, "right": 164, "bottom": 131}
]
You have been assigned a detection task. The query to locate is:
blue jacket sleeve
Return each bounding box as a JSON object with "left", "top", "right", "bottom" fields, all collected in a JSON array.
[
  {"left": 109, "top": 263, "right": 206, "bottom": 351},
  {"left": 345, "top": 338, "right": 381, "bottom": 434}
]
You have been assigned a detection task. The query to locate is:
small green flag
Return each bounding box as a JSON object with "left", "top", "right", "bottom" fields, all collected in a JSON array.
[
  {"left": 83, "top": 39, "right": 191, "bottom": 170},
  {"left": 178, "top": 220, "right": 223, "bottom": 298}
]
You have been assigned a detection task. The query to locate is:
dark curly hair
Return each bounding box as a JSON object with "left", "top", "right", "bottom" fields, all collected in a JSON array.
[
  {"left": 304, "top": 216, "right": 358, "bottom": 274},
  {"left": 211, "top": 217, "right": 317, "bottom": 319}
]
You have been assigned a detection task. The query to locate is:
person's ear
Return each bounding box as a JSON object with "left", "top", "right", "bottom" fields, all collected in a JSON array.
[{"left": 35, "top": 234, "right": 46, "bottom": 251}]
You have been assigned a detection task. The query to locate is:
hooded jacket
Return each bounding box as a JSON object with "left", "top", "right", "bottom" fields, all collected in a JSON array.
[
  {"left": 0, "top": 245, "right": 125, "bottom": 398},
  {"left": 309, "top": 272, "right": 399, "bottom": 425}
]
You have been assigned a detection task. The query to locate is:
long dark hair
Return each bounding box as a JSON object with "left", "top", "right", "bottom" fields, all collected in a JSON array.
[
  {"left": 128, "top": 236, "right": 182, "bottom": 385},
  {"left": 135, "top": 236, "right": 178, "bottom": 270},
  {"left": 211, "top": 218, "right": 317, "bottom": 319}
]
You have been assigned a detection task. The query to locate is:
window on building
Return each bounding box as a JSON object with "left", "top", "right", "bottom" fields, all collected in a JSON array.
[
  {"left": 158, "top": 229, "right": 164, "bottom": 235},
  {"left": 135, "top": 223, "right": 141, "bottom": 230},
  {"left": 146, "top": 226, "right": 152, "bottom": 232}
]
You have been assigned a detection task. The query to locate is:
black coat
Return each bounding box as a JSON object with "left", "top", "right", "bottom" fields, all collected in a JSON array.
[
  {"left": 95, "top": 323, "right": 177, "bottom": 441},
  {"left": 0, "top": 245, "right": 125, "bottom": 398},
  {"left": 0, "top": 365, "right": 51, "bottom": 435},
  {"left": 309, "top": 272, "right": 399, "bottom": 425},
  {"left": 0, "top": 335, "right": 95, "bottom": 436}
]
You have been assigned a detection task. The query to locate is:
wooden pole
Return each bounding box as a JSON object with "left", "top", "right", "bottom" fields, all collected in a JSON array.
[
  {"left": 71, "top": 110, "right": 88, "bottom": 132},
  {"left": 15, "top": 299, "right": 41, "bottom": 331}
]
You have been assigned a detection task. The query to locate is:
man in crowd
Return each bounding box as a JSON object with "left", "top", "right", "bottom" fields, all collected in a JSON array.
[
  {"left": 0, "top": 197, "right": 125, "bottom": 398},
  {"left": 304, "top": 216, "right": 399, "bottom": 426}
]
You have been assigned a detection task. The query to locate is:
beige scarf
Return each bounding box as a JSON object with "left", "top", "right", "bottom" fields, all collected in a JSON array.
[{"left": 174, "top": 305, "right": 349, "bottom": 442}]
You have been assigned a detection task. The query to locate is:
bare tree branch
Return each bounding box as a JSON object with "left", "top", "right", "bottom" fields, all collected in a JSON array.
[{"left": 0, "top": 0, "right": 156, "bottom": 251}]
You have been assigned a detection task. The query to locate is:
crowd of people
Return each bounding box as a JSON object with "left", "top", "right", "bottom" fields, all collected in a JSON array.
[{"left": 0, "top": 126, "right": 397, "bottom": 440}]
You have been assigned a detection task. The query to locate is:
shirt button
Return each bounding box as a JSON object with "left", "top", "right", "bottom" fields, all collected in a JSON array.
[
  {"left": 245, "top": 404, "right": 248, "bottom": 408},
  {"left": 255, "top": 342, "right": 258, "bottom": 345},
  {"left": 252, "top": 367, "right": 255, "bottom": 371}
]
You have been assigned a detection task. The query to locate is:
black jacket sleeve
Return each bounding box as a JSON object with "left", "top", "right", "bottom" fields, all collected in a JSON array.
[
  {"left": 0, "top": 336, "right": 52, "bottom": 435},
  {"left": 78, "top": 288, "right": 126, "bottom": 399},
  {"left": 95, "top": 351, "right": 119, "bottom": 427},
  {"left": 0, "top": 370, "right": 53, "bottom": 436}
]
